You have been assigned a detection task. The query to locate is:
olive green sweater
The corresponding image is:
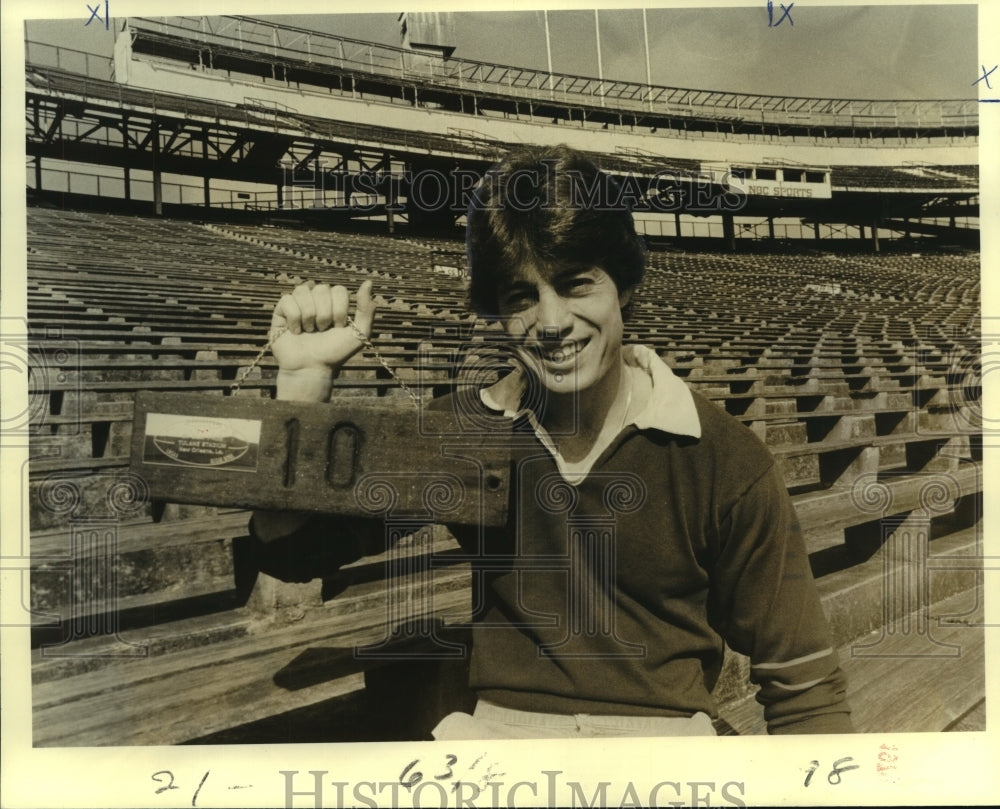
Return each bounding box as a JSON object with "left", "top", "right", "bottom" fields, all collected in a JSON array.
[{"left": 439, "top": 346, "right": 852, "bottom": 734}]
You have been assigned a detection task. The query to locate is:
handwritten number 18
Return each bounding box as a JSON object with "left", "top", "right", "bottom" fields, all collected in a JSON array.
[{"left": 804, "top": 758, "right": 859, "bottom": 787}]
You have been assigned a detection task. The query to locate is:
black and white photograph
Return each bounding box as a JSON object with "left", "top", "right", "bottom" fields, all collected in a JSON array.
[{"left": 2, "top": 0, "right": 997, "bottom": 806}]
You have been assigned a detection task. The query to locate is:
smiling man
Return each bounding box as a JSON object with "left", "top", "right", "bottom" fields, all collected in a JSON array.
[{"left": 253, "top": 145, "right": 853, "bottom": 738}]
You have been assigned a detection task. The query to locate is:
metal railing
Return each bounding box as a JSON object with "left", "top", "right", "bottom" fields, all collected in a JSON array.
[
  {"left": 26, "top": 60, "right": 270, "bottom": 126},
  {"left": 25, "top": 61, "right": 509, "bottom": 161},
  {"left": 25, "top": 41, "right": 114, "bottom": 81},
  {"left": 126, "top": 15, "right": 978, "bottom": 131}
]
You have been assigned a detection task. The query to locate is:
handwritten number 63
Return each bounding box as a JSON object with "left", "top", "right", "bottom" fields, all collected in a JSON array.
[{"left": 400, "top": 755, "right": 458, "bottom": 789}]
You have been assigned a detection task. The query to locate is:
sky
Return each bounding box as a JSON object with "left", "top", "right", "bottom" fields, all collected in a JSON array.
[{"left": 21, "top": 3, "right": 979, "bottom": 101}]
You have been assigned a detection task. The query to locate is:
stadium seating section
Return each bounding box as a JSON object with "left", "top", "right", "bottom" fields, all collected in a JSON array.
[
  {"left": 831, "top": 165, "right": 978, "bottom": 190},
  {"left": 25, "top": 207, "right": 983, "bottom": 744}
]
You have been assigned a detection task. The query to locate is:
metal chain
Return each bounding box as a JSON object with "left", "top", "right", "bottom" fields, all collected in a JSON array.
[
  {"left": 230, "top": 319, "right": 422, "bottom": 408},
  {"left": 228, "top": 337, "right": 277, "bottom": 394},
  {"left": 344, "top": 319, "right": 423, "bottom": 406}
]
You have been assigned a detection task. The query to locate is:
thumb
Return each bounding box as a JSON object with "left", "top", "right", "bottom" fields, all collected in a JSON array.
[{"left": 353, "top": 280, "right": 376, "bottom": 338}]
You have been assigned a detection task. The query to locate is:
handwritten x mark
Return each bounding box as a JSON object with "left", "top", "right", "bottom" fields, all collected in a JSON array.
[
  {"left": 768, "top": 0, "right": 794, "bottom": 26},
  {"left": 85, "top": 1, "right": 108, "bottom": 28},
  {"left": 973, "top": 64, "right": 997, "bottom": 89}
]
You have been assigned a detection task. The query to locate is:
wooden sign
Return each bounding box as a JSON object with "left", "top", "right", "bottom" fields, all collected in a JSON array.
[{"left": 130, "top": 391, "right": 511, "bottom": 525}]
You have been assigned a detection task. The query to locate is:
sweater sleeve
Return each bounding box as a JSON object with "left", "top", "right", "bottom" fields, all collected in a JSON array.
[
  {"left": 709, "top": 462, "right": 854, "bottom": 735},
  {"left": 247, "top": 512, "right": 384, "bottom": 582}
]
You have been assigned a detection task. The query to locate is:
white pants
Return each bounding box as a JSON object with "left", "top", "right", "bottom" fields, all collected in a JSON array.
[{"left": 432, "top": 700, "right": 717, "bottom": 740}]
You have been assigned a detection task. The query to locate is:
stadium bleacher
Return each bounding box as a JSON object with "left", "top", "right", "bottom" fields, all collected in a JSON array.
[
  {"left": 26, "top": 207, "right": 983, "bottom": 744},
  {"left": 831, "top": 165, "right": 978, "bottom": 190}
]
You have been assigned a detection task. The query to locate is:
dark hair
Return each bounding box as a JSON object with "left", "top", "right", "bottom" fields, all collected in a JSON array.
[{"left": 465, "top": 145, "right": 646, "bottom": 320}]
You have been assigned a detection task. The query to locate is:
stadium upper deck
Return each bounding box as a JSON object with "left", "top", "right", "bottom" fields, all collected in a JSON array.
[
  {"left": 122, "top": 16, "right": 976, "bottom": 137},
  {"left": 105, "top": 16, "right": 977, "bottom": 168},
  {"left": 24, "top": 14, "right": 978, "bottom": 243}
]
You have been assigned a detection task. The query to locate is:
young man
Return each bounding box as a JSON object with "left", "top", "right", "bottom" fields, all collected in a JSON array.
[{"left": 253, "top": 145, "right": 853, "bottom": 737}]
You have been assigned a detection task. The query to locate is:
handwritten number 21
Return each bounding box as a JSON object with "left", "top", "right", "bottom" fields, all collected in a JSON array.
[
  {"left": 151, "top": 771, "right": 179, "bottom": 794},
  {"left": 151, "top": 771, "right": 210, "bottom": 806}
]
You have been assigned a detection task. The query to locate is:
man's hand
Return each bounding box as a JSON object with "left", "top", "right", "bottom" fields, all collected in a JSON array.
[
  {"left": 270, "top": 279, "right": 377, "bottom": 401},
  {"left": 253, "top": 278, "right": 379, "bottom": 537}
]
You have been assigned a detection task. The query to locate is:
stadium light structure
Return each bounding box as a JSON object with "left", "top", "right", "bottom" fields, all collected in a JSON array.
[
  {"left": 643, "top": 8, "right": 653, "bottom": 111},
  {"left": 544, "top": 10, "right": 554, "bottom": 98},
  {"left": 595, "top": 9, "right": 605, "bottom": 108}
]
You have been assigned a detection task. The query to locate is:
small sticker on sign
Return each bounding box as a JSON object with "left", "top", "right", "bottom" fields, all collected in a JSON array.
[{"left": 142, "top": 413, "right": 262, "bottom": 472}]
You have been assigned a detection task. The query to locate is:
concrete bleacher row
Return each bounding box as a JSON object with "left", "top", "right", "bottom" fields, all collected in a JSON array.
[
  {"left": 831, "top": 164, "right": 978, "bottom": 190},
  {"left": 25, "top": 207, "right": 983, "bottom": 744}
]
